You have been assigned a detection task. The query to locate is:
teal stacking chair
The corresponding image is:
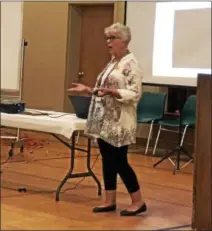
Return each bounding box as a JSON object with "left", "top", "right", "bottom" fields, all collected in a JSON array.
[
  {"left": 152, "top": 95, "right": 196, "bottom": 172},
  {"left": 137, "top": 91, "right": 167, "bottom": 155}
]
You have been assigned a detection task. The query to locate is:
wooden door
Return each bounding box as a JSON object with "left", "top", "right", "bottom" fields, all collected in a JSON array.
[
  {"left": 64, "top": 4, "right": 114, "bottom": 112},
  {"left": 78, "top": 5, "right": 114, "bottom": 88}
]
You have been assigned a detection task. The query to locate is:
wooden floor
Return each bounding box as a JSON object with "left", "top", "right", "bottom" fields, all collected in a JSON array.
[{"left": 1, "top": 135, "right": 194, "bottom": 230}]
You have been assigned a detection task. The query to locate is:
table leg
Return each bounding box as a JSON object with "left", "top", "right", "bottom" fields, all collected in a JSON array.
[
  {"left": 55, "top": 171, "right": 72, "bottom": 201},
  {"left": 53, "top": 131, "right": 101, "bottom": 201},
  {"left": 55, "top": 132, "right": 76, "bottom": 201}
]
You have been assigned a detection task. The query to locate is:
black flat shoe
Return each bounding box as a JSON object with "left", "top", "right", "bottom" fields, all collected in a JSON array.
[
  {"left": 92, "top": 204, "right": 116, "bottom": 213},
  {"left": 120, "top": 203, "right": 147, "bottom": 216}
]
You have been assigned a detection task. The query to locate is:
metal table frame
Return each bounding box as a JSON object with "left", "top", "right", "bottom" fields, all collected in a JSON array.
[
  {"left": 52, "top": 131, "right": 102, "bottom": 201},
  {"left": 1, "top": 128, "right": 102, "bottom": 200}
]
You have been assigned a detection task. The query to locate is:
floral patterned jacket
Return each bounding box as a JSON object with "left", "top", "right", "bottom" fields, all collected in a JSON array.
[{"left": 85, "top": 53, "right": 143, "bottom": 147}]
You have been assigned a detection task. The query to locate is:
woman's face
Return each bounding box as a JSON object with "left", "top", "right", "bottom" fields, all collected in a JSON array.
[{"left": 105, "top": 31, "right": 127, "bottom": 57}]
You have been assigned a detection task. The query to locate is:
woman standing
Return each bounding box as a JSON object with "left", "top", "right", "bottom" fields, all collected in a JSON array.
[{"left": 68, "top": 23, "right": 147, "bottom": 216}]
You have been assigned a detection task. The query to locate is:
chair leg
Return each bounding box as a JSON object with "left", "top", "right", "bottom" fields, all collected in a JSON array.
[
  {"left": 152, "top": 125, "right": 162, "bottom": 156},
  {"left": 180, "top": 125, "right": 188, "bottom": 147},
  {"left": 76, "top": 131, "right": 80, "bottom": 144},
  {"left": 145, "top": 120, "right": 154, "bottom": 155}
]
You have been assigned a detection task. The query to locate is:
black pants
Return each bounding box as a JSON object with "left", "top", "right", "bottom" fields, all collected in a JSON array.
[{"left": 97, "top": 138, "right": 140, "bottom": 194}]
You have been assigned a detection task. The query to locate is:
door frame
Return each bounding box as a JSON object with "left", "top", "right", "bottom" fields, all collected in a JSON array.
[
  {"left": 63, "top": 1, "right": 126, "bottom": 112},
  {"left": 67, "top": 1, "right": 125, "bottom": 24}
]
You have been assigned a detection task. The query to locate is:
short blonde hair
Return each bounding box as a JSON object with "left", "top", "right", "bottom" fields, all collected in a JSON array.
[{"left": 104, "top": 22, "right": 131, "bottom": 43}]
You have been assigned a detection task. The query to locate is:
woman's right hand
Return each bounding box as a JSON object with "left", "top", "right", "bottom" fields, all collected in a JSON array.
[{"left": 67, "top": 83, "right": 87, "bottom": 93}]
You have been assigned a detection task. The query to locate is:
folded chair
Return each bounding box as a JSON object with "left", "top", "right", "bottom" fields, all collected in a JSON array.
[
  {"left": 152, "top": 95, "right": 196, "bottom": 174},
  {"left": 137, "top": 91, "right": 167, "bottom": 155}
]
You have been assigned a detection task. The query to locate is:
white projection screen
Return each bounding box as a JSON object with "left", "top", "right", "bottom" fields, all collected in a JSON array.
[
  {"left": 126, "top": 2, "right": 211, "bottom": 87},
  {"left": 1, "top": 2, "right": 24, "bottom": 91}
]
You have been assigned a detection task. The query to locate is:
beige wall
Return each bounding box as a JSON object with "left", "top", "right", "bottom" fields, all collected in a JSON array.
[
  {"left": 22, "top": 2, "right": 69, "bottom": 111},
  {"left": 21, "top": 1, "right": 125, "bottom": 111}
]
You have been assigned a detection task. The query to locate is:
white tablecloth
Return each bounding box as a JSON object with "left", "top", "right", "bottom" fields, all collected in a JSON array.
[{"left": 0, "top": 109, "right": 87, "bottom": 139}]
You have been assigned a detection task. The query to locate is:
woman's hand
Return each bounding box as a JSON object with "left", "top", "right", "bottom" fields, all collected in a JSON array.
[
  {"left": 97, "top": 88, "right": 122, "bottom": 99},
  {"left": 96, "top": 88, "right": 111, "bottom": 97},
  {"left": 67, "top": 83, "right": 90, "bottom": 93}
]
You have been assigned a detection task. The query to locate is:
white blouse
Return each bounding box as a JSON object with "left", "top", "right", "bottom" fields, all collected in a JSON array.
[{"left": 85, "top": 53, "right": 143, "bottom": 147}]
